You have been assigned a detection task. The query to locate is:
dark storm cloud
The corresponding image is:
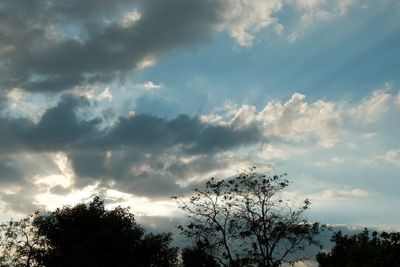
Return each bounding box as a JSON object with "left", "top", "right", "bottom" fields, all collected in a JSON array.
[
  {"left": 31, "top": 95, "right": 101, "bottom": 149},
  {"left": 67, "top": 149, "right": 238, "bottom": 198},
  {"left": 0, "top": 0, "right": 225, "bottom": 93},
  {"left": 0, "top": 94, "right": 261, "bottom": 155},
  {"left": 187, "top": 124, "right": 261, "bottom": 154},
  {"left": 0, "top": 95, "right": 265, "bottom": 197},
  {"left": 66, "top": 149, "right": 176, "bottom": 197},
  {"left": 0, "top": 94, "right": 100, "bottom": 152},
  {"left": 66, "top": 113, "right": 262, "bottom": 154},
  {"left": 96, "top": 114, "right": 203, "bottom": 150},
  {"left": 67, "top": 113, "right": 262, "bottom": 197},
  {"left": 0, "top": 157, "right": 23, "bottom": 184}
]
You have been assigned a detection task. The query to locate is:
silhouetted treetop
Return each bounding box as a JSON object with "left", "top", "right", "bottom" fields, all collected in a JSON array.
[
  {"left": 181, "top": 241, "right": 219, "bottom": 267},
  {"left": 2, "top": 196, "right": 178, "bottom": 267},
  {"left": 174, "top": 167, "right": 323, "bottom": 267},
  {"left": 317, "top": 228, "right": 400, "bottom": 267}
]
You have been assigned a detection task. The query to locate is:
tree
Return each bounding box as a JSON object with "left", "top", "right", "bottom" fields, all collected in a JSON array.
[
  {"left": 174, "top": 167, "right": 322, "bottom": 267},
  {"left": 0, "top": 212, "right": 45, "bottom": 267},
  {"left": 181, "top": 241, "right": 220, "bottom": 267},
  {"left": 5, "top": 197, "right": 178, "bottom": 267},
  {"left": 137, "top": 232, "right": 179, "bottom": 267},
  {"left": 316, "top": 228, "right": 400, "bottom": 267}
]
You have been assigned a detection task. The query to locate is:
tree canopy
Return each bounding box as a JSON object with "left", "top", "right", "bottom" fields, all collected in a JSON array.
[
  {"left": 181, "top": 241, "right": 220, "bottom": 267},
  {"left": 174, "top": 167, "right": 323, "bottom": 267},
  {"left": 0, "top": 212, "right": 45, "bottom": 267},
  {"left": 1, "top": 197, "right": 178, "bottom": 267},
  {"left": 317, "top": 228, "right": 400, "bottom": 267}
]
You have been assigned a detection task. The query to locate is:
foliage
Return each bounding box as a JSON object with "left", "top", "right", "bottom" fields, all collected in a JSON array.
[
  {"left": 1, "top": 197, "right": 178, "bottom": 267},
  {"left": 181, "top": 241, "right": 220, "bottom": 267},
  {"left": 138, "top": 232, "right": 179, "bottom": 267},
  {"left": 316, "top": 228, "right": 400, "bottom": 267},
  {"left": 32, "top": 196, "right": 178, "bottom": 267},
  {"left": 0, "top": 212, "right": 45, "bottom": 267},
  {"left": 174, "top": 167, "right": 322, "bottom": 267}
]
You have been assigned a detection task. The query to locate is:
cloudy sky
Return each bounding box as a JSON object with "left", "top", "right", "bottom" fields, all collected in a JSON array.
[{"left": 0, "top": 0, "right": 399, "bottom": 232}]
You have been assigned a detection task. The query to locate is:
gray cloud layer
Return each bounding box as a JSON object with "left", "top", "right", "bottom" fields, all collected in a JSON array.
[
  {"left": 0, "top": 94, "right": 100, "bottom": 152},
  {"left": 0, "top": 0, "right": 225, "bottom": 93},
  {"left": 0, "top": 94, "right": 264, "bottom": 203},
  {"left": 0, "top": 95, "right": 262, "bottom": 154}
]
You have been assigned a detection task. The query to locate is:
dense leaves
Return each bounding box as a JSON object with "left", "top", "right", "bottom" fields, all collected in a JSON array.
[
  {"left": 1, "top": 197, "right": 178, "bottom": 267},
  {"left": 0, "top": 212, "right": 45, "bottom": 267},
  {"left": 33, "top": 197, "right": 178, "bottom": 267},
  {"left": 317, "top": 228, "right": 400, "bottom": 267},
  {"left": 181, "top": 241, "right": 220, "bottom": 267},
  {"left": 174, "top": 167, "right": 323, "bottom": 267}
]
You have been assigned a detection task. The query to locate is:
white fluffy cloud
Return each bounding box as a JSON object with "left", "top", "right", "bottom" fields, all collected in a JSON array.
[
  {"left": 384, "top": 150, "right": 400, "bottom": 167},
  {"left": 287, "top": 0, "right": 357, "bottom": 41},
  {"left": 203, "top": 89, "right": 400, "bottom": 149},
  {"left": 257, "top": 93, "right": 341, "bottom": 146},
  {"left": 220, "top": 0, "right": 284, "bottom": 46},
  {"left": 216, "top": 93, "right": 342, "bottom": 147},
  {"left": 349, "top": 90, "right": 393, "bottom": 123},
  {"left": 218, "top": 0, "right": 359, "bottom": 45}
]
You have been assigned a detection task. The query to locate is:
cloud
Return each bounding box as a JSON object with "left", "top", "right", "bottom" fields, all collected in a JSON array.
[
  {"left": 348, "top": 90, "right": 393, "bottom": 123},
  {"left": 0, "top": 94, "right": 266, "bottom": 201},
  {"left": 119, "top": 9, "right": 142, "bottom": 28},
  {"left": 64, "top": 112, "right": 263, "bottom": 196},
  {"left": 0, "top": 95, "right": 261, "bottom": 152},
  {"left": 219, "top": 0, "right": 284, "bottom": 46},
  {"left": 0, "top": 0, "right": 282, "bottom": 92},
  {"left": 288, "top": 0, "right": 357, "bottom": 41},
  {"left": 0, "top": 156, "right": 23, "bottom": 185},
  {"left": 0, "top": 0, "right": 364, "bottom": 93},
  {"left": 88, "top": 113, "right": 262, "bottom": 153},
  {"left": 257, "top": 93, "right": 341, "bottom": 146},
  {"left": 98, "top": 87, "right": 113, "bottom": 102},
  {"left": 320, "top": 188, "right": 371, "bottom": 201},
  {"left": 205, "top": 93, "right": 342, "bottom": 147},
  {"left": 362, "top": 132, "right": 378, "bottom": 139},
  {"left": 0, "top": 152, "right": 72, "bottom": 214},
  {"left": 0, "top": 94, "right": 100, "bottom": 152},
  {"left": 258, "top": 144, "right": 309, "bottom": 161},
  {"left": 199, "top": 88, "right": 400, "bottom": 152},
  {"left": 0, "top": 89, "right": 398, "bottom": 213},
  {"left": 0, "top": 187, "right": 43, "bottom": 214},
  {"left": 200, "top": 89, "right": 399, "bottom": 151},
  {"left": 141, "top": 81, "right": 162, "bottom": 90},
  {"left": 396, "top": 92, "right": 400, "bottom": 108},
  {"left": 0, "top": 0, "right": 225, "bottom": 93},
  {"left": 384, "top": 150, "right": 400, "bottom": 167}
]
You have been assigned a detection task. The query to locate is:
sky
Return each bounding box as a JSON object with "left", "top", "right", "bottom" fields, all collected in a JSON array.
[{"left": 0, "top": 0, "right": 400, "bottom": 235}]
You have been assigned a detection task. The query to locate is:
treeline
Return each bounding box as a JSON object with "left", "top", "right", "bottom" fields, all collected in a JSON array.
[{"left": 1, "top": 168, "right": 399, "bottom": 267}]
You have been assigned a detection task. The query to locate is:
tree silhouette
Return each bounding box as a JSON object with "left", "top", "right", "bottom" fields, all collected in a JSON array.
[
  {"left": 0, "top": 212, "right": 45, "bottom": 267},
  {"left": 181, "top": 241, "right": 219, "bottom": 267},
  {"left": 174, "top": 167, "right": 323, "bottom": 267},
  {"left": 28, "top": 197, "right": 178, "bottom": 267},
  {"left": 317, "top": 228, "right": 400, "bottom": 267}
]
